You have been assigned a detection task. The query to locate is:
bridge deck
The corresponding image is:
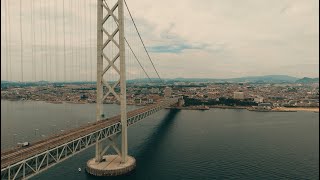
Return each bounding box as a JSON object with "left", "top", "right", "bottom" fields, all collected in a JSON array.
[{"left": 1, "top": 102, "right": 168, "bottom": 169}]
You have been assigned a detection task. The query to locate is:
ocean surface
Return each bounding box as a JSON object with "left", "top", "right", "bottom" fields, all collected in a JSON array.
[{"left": 1, "top": 100, "right": 319, "bottom": 179}]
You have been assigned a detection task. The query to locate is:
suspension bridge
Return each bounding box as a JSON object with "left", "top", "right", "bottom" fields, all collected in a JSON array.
[{"left": 1, "top": 0, "right": 184, "bottom": 179}]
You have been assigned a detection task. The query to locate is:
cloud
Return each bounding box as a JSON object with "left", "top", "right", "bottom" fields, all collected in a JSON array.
[
  {"left": 1, "top": 0, "right": 319, "bottom": 81},
  {"left": 125, "top": 0, "right": 318, "bottom": 78},
  {"left": 147, "top": 43, "right": 208, "bottom": 54}
]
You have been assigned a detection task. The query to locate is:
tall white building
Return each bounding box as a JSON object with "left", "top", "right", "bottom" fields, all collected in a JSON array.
[
  {"left": 234, "top": 92, "right": 244, "bottom": 100},
  {"left": 254, "top": 97, "right": 264, "bottom": 103},
  {"left": 164, "top": 87, "right": 172, "bottom": 98}
]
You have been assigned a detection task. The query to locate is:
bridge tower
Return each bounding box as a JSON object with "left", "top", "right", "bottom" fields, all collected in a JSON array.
[{"left": 86, "top": 0, "right": 136, "bottom": 176}]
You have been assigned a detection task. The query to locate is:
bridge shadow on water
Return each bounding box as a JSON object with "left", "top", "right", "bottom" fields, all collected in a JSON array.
[
  {"left": 135, "top": 108, "right": 181, "bottom": 157},
  {"left": 89, "top": 109, "right": 181, "bottom": 180}
]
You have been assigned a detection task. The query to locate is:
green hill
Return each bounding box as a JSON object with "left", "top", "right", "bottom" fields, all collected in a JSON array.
[{"left": 296, "top": 77, "right": 319, "bottom": 83}]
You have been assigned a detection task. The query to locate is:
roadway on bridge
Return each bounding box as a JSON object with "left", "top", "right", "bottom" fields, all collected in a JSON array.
[{"left": 1, "top": 102, "right": 168, "bottom": 169}]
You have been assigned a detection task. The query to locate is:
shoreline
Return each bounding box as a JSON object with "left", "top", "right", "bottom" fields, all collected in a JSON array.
[
  {"left": 169, "top": 105, "right": 319, "bottom": 113},
  {"left": 212, "top": 106, "right": 319, "bottom": 112},
  {"left": 273, "top": 107, "right": 319, "bottom": 112},
  {"left": 209, "top": 105, "right": 247, "bottom": 109}
]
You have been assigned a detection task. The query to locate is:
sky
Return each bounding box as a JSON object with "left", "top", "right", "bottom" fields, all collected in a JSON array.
[
  {"left": 127, "top": 0, "right": 319, "bottom": 79},
  {"left": 1, "top": 0, "right": 319, "bottom": 81}
]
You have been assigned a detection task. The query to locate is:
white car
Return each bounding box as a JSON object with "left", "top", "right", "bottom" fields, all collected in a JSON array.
[{"left": 18, "top": 142, "right": 30, "bottom": 147}]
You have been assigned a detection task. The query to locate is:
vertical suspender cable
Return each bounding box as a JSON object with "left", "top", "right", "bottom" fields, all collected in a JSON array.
[
  {"left": 7, "top": 0, "right": 12, "bottom": 81},
  {"left": 39, "top": 0, "right": 43, "bottom": 80},
  {"left": 75, "top": 0, "right": 78, "bottom": 82},
  {"left": 80, "top": 0, "right": 84, "bottom": 81},
  {"left": 67, "top": 0, "right": 70, "bottom": 82},
  {"left": 80, "top": 0, "right": 82, "bottom": 82},
  {"left": 35, "top": 0, "right": 38, "bottom": 82},
  {"left": 1, "top": 0, "right": 3, "bottom": 79},
  {"left": 78, "top": 1, "right": 81, "bottom": 82},
  {"left": 70, "top": 0, "right": 73, "bottom": 82},
  {"left": 44, "top": 0, "right": 48, "bottom": 81},
  {"left": 67, "top": 1, "right": 70, "bottom": 82},
  {"left": 79, "top": 1, "right": 82, "bottom": 81},
  {"left": 63, "top": 0, "right": 66, "bottom": 82},
  {"left": 20, "top": 0, "right": 24, "bottom": 82},
  {"left": 84, "top": 0, "right": 87, "bottom": 82},
  {"left": 54, "top": 0, "right": 58, "bottom": 81},
  {"left": 31, "top": 0, "right": 36, "bottom": 81},
  {"left": 48, "top": 0, "right": 52, "bottom": 82},
  {"left": 74, "top": 0, "right": 76, "bottom": 82},
  {"left": 4, "top": 0, "right": 9, "bottom": 80}
]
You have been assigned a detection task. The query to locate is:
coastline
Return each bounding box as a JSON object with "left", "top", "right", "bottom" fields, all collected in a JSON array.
[
  {"left": 168, "top": 105, "right": 319, "bottom": 113},
  {"left": 209, "top": 105, "right": 247, "bottom": 109},
  {"left": 273, "top": 107, "right": 319, "bottom": 112},
  {"left": 212, "top": 106, "right": 319, "bottom": 112}
]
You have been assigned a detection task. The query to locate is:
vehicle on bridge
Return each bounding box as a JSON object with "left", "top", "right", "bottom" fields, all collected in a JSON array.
[{"left": 17, "top": 142, "right": 30, "bottom": 147}]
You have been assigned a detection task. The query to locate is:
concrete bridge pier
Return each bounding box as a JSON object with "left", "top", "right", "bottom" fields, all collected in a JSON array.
[
  {"left": 86, "top": 155, "right": 136, "bottom": 176},
  {"left": 86, "top": 130, "right": 136, "bottom": 176},
  {"left": 86, "top": 134, "right": 136, "bottom": 176}
]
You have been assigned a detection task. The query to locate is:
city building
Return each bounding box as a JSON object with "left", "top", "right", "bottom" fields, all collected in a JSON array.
[
  {"left": 150, "top": 88, "right": 160, "bottom": 94},
  {"left": 164, "top": 87, "right": 172, "bottom": 98},
  {"left": 234, "top": 92, "right": 244, "bottom": 100},
  {"left": 254, "top": 97, "right": 264, "bottom": 103}
]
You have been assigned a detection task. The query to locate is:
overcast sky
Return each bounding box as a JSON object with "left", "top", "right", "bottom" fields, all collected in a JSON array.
[{"left": 1, "top": 0, "right": 319, "bottom": 81}]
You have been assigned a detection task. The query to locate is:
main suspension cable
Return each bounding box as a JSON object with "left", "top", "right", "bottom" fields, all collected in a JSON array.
[{"left": 123, "top": 0, "right": 164, "bottom": 84}]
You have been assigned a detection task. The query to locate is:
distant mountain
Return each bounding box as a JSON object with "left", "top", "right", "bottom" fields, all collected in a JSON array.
[
  {"left": 171, "top": 78, "right": 214, "bottom": 82},
  {"left": 296, "top": 77, "right": 319, "bottom": 83},
  {"left": 225, "top": 75, "right": 299, "bottom": 83},
  {"left": 2, "top": 75, "right": 318, "bottom": 85},
  {"left": 169, "top": 75, "right": 299, "bottom": 83}
]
